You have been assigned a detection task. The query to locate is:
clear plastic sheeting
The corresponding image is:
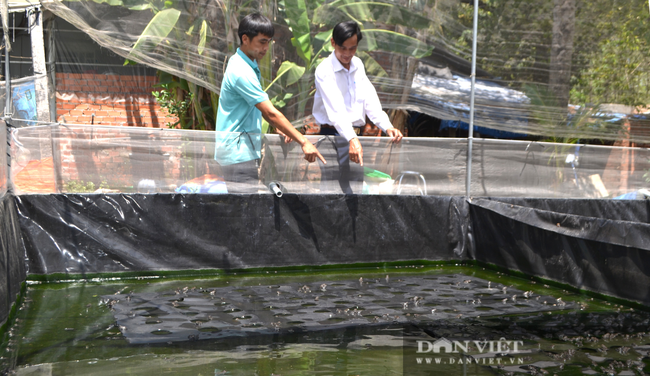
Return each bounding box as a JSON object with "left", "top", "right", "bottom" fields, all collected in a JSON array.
[
  {"left": 466, "top": 139, "right": 650, "bottom": 199},
  {"left": 408, "top": 67, "right": 529, "bottom": 134},
  {"left": 51, "top": 16, "right": 157, "bottom": 77},
  {"left": 9, "top": 124, "right": 650, "bottom": 198},
  {"left": 0, "top": 76, "right": 42, "bottom": 128},
  {"left": 41, "top": 0, "right": 434, "bottom": 120},
  {"left": 38, "top": 0, "right": 650, "bottom": 143}
]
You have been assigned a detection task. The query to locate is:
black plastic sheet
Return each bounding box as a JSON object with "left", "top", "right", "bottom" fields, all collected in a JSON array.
[
  {"left": 14, "top": 192, "right": 650, "bottom": 306},
  {"left": 16, "top": 194, "right": 470, "bottom": 275},
  {"left": 470, "top": 198, "right": 650, "bottom": 305},
  {"left": 0, "top": 193, "right": 27, "bottom": 326},
  {"left": 481, "top": 198, "right": 650, "bottom": 224}
]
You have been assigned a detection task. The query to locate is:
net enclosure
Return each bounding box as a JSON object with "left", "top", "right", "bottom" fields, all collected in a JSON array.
[{"left": 1, "top": 0, "right": 641, "bottom": 143}]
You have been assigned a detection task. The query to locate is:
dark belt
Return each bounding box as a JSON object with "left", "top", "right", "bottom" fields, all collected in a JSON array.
[{"left": 320, "top": 124, "right": 362, "bottom": 135}]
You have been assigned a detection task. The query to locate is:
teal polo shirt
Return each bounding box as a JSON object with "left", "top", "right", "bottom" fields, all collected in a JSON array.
[{"left": 215, "top": 48, "right": 269, "bottom": 166}]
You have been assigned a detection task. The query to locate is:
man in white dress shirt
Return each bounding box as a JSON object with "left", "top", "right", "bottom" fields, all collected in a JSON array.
[{"left": 313, "top": 20, "right": 403, "bottom": 194}]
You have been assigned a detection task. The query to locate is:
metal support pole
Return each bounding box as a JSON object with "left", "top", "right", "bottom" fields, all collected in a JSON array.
[
  {"left": 1, "top": 0, "right": 10, "bottom": 117},
  {"left": 465, "top": 0, "right": 479, "bottom": 199},
  {"left": 3, "top": 46, "right": 8, "bottom": 117}
]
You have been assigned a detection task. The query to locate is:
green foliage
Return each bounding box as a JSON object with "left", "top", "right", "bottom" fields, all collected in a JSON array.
[
  {"left": 451, "top": 0, "right": 650, "bottom": 110},
  {"left": 152, "top": 89, "right": 193, "bottom": 129},
  {"left": 117, "top": 0, "right": 223, "bottom": 129},
  {"left": 313, "top": 1, "right": 434, "bottom": 30},
  {"left": 152, "top": 75, "right": 193, "bottom": 128},
  {"left": 452, "top": 0, "right": 553, "bottom": 84},
  {"left": 122, "top": 0, "right": 213, "bottom": 60},
  {"left": 525, "top": 83, "right": 615, "bottom": 144},
  {"left": 361, "top": 29, "right": 433, "bottom": 59},
  {"left": 128, "top": 8, "right": 182, "bottom": 60},
  {"left": 264, "top": 61, "right": 306, "bottom": 91},
  {"left": 152, "top": 71, "right": 217, "bottom": 130},
  {"left": 570, "top": 8, "right": 650, "bottom": 107},
  {"left": 64, "top": 180, "right": 109, "bottom": 193}
]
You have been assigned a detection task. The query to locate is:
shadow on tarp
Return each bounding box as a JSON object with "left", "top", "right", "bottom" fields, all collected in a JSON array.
[{"left": 13, "top": 193, "right": 650, "bottom": 306}]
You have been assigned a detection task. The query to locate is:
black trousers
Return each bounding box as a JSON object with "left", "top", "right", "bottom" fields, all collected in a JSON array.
[
  {"left": 220, "top": 159, "right": 261, "bottom": 194},
  {"left": 317, "top": 126, "right": 365, "bottom": 194}
]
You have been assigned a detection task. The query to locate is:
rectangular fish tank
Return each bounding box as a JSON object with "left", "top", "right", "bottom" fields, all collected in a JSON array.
[
  {"left": 2, "top": 265, "right": 649, "bottom": 376},
  {"left": 5, "top": 124, "right": 650, "bottom": 376}
]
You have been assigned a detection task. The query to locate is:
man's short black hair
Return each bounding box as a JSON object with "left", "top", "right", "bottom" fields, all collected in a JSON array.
[
  {"left": 332, "top": 20, "right": 363, "bottom": 46},
  {"left": 238, "top": 13, "right": 274, "bottom": 44}
]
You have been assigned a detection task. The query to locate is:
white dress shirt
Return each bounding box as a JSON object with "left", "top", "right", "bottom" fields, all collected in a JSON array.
[{"left": 313, "top": 52, "right": 393, "bottom": 141}]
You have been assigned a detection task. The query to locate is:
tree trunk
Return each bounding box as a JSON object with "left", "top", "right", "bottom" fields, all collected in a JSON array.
[{"left": 549, "top": 0, "right": 575, "bottom": 111}]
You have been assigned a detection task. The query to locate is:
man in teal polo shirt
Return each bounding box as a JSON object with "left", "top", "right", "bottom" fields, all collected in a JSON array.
[{"left": 215, "top": 13, "right": 325, "bottom": 193}]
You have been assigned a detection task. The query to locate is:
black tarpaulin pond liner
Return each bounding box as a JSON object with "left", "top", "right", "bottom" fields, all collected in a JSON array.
[
  {"left": 9, "top": 193, "right": 650, "bottom": 307},
  {"left": 470, "top": 198, "right": 650, "bottom": 306},
  {"left": 0, "top": 193, "right": 27, "bottom": 328},
  {"left": 15, "top": 194, "right": 470, "bottom": 274}
]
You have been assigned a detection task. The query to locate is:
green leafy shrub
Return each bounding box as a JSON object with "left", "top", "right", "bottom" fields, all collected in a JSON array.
[{"left": 64, "top": 180, "right": 109, "bottom": 193}]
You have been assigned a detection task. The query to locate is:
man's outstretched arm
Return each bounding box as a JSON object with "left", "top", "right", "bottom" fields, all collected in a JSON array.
[{"left": 256, "top": 100, "right": 326, "bottom": 164}]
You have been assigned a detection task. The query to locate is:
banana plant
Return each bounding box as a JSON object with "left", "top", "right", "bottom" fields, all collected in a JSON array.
[{"left": 120, "top": 0, "right": 255, "bottom": 129}]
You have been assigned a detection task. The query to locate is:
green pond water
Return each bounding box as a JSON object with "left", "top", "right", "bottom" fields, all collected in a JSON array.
[{"left": 2, "top": 265, "right": 650, "bottom": 376}]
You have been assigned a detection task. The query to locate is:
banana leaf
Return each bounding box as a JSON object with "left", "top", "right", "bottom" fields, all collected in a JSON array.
[
  {"left": 265, "top": 61, "right": 306, "bottom": 91},
  {"left": 313, "top": 1, "right": 433, "bottom": 30},
  {"left": 284, "top": 0, "right": 312, "bottom": 64},
  {"left": 197, "top": 20, "right": 208, "bottom": 55},
  {"left": 129, "top": 8, "right": 181, "bottom": 58},
  {"left": 361, "top": 29, "right": 432, "bottom": 58},
  {"left": 357, "top": 51, "right": 388, "bottom": 78}
]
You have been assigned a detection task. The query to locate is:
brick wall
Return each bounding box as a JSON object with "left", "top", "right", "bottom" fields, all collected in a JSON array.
[
  {"left": 56, "top": 126, "right": 185, "bottom": 192},
  {"left": 56, "top": 73, "right": 179, "bottom": 127},
  {"left": 54, "top": 73, "right": 187, "bottom": 190}
]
